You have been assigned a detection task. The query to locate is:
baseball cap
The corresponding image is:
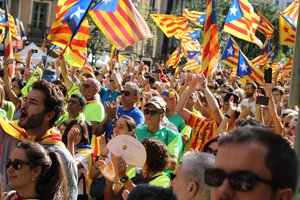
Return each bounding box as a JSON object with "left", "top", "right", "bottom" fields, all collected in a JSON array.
[
  {"left": 144, "top": 97, "right": 166, "bottom": 113},
  {"left": 161, "top": 89, "right": 179, "bottom": 100}
]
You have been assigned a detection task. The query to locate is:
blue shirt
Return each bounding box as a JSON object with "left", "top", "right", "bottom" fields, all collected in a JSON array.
[
  {"left": 104, "top": 106, "right": 144, "bottom": 141},
  {"left": 100, "top": 87, "right": 120, "bottom": 104}
]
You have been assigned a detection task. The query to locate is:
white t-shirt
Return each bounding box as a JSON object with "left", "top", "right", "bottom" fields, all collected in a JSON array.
[{"left": 240, "top": 98, "right": 256, "bottom": 115}]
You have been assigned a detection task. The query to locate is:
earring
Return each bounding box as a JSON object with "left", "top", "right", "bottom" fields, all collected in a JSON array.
[{"left": 31, "top": 176, "right": 35, "bottom": 182}]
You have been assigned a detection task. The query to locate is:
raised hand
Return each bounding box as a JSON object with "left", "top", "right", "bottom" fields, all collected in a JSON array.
[{"left": 99, "top": 161, "right": 116, "bottom": 182}]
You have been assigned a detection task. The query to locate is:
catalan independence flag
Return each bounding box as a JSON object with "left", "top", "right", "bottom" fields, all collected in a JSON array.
[
  {"left": 89, "top": 0, "right": 152, "bottom": 50},
  {"left": 182, "top": 9, "right": 206, "bottom": 27},
  {"left": 201, "top": 0, "right": 220, "bottom": 77},
  {"left": 48, "top": 0, "right": 90, "bottom": 67},
  {"left": 150, "top": 14, "right": 189, "bottom": 38},
  {"left": 166, "top": 47, "right": 182, "bottom": 68},
  {"left": 177, "top": 28, "right": 200, "bottom": 41},
  {"left": 3, "top": 0, "right": 12, "bottom": 60},
  {"left": 254, "top": 6, "right": 274, "bottom": 39},
  {"left": 181, "top": 39, "right": 201, "bottom": 58},
  {"left": 224, "top": 0, "right": 263, "bottom": 48},
  {"left": 279, "top": 0, "right": 299, "bottom": 46},
  {"left": 0, "top": 8, "right": 17, "bottom": 38},
  {"left": 220, "top": 37, "right": 239, "bottom": 69}
]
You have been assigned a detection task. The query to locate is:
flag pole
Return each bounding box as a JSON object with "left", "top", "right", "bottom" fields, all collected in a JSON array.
[{"left": 61, "top": 0, "right": 94, "bottom": 55}]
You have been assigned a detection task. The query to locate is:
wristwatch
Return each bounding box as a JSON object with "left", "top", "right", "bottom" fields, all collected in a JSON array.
[{"left": 120, "top": 175, "right": 129, "bottom": 183}]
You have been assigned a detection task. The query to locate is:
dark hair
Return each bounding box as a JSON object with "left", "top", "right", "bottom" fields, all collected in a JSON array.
[
  {"left": 224, "top": 92, "right": 240, "bottom": 104},
  {"left": 202, "top": 136, "right": 219, "bottom": 153},
  {"left": 235, "top": 117, "right": 265, "bottom": 128},
  {"left": 272, "top": 86, "right": 285, "bottom": 95},
  {"left": 257, "top": 86, "right": 266, "bottom": 96},
  {"left": 142, "top": 138, "right": 169, "bottom": 174},
  {"left": 31, "top": 80, "right": 64, "bottom": 127},
  {"left": 70, "top": 93, "right": 86, "bottom": 107},
  {"left": 127, "top": 184, "right": 176, "bottom": 200},
  {"left": 246, "top": 82, "right": 257, "bottom": 89},
  {"left": 199, "top": 91, "right": 223, "bottom": 109},
  {"left": 11, "top": 77, "right": 26, "bottom": 97},
  {"left": 16, "top": 142, "right": 68, "bottom": 200},
  {"left": 52, "top": 80, "right": 67, "bottom": 99},
  {"left": 62, "top": 119, "right": 90, "bottom": 146},
  {"left": 118, "top": 115, "right": 136, "bottom": 133},
  {"left": 219, "top": 127, "right": 298, "bottom": 192},
  {"left": 144, "top": 75, "right": 155, "bottom": 85}
]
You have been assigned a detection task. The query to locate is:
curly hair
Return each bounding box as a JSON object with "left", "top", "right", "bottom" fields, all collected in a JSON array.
[
  {"left": 142, "top": 138, "right": 169, "bottom": 174},
  {"left": 31, "top": 80, "right": 64, "bottom": 127},
  {"left": 16, "top": 142, "right": 68, "bottom": 200}
]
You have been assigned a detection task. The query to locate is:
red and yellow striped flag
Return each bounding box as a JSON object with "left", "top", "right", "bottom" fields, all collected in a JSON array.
[
  {"left": 150, "top": 14, "right": 189, "bottom": 38},
  {"left": 182, "top": 9, "right": 206, "bottom": 27},
  {"left": 254, "top": 7, "right": 274, "bottom": 39},
  {"left": 0, "top": 8, "right": 17, "bottom": 38},
  {"left": 201, "top": 0, "right": 220, "bottom": 77},
  {"left": 89, "top": 0, "right": 152, "bottom": 50},
  {"left": 166, "top": 47, "right": 182, "bottom": 68}
]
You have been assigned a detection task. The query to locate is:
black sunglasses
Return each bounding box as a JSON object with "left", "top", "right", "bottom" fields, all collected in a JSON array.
[
  {"left": 80, "top": 83, "right": 95, "bottom": 89},
  {"left": 121, "top": 90, "right": 131, "bottom": 96},
  {"left": 144, "top": 109, "right": 161, "bottom": 116},
  {"left": 109, "top": 80, "right": 115, "bottom": 83},
  {"left": 5, "top": 159, "right": 32, "bottom": 170},
  {"left": 205, "top": 168, "right": 274, "bottom": 192}
]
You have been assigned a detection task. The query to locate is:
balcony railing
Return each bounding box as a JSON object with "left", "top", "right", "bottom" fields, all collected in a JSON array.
[{"left": 27, "top": 25, "right": 49, "bottom": 39}]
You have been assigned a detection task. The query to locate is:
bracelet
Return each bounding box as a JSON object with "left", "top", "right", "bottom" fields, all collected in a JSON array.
[{"left": 224, "top": 113, "right": 231, "bottom": 119}]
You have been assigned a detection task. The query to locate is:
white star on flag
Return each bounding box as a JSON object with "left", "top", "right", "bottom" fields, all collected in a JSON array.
[
  {"left": 103, "top": 0, "right": 112, "bottom": 4},
  {"left": 199, "top": 18, "right": 204, "bottom": 22},
  {"left": 230, "top": 4, "right": 238, "bottom": 16},
  {"left": 0, "top": 15, "right": 3, "bottom": 22},
  {"left": 70, "top": 6, "right": 85, "bottom": 19},
  {"left": 227, "top": 46, "right": 234, "bottom": 55},
  {"left": 241, "top": 62, "right": 248, "bottom": 72}
]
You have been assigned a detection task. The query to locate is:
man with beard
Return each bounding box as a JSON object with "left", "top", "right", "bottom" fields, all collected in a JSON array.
[
  {"left": 240, "top": 82, "right": 257, "bottom": 117},
  {"left": 206, "top": 127, "right": 297, "bottom": 200},
  {"left": 0, "top": 80, "right": 78, "bottom": 199}
]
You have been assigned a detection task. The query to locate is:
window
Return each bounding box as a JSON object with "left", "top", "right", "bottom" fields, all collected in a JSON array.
[{"left": 31, "top": 2, "right": 48, "bottom": 31}]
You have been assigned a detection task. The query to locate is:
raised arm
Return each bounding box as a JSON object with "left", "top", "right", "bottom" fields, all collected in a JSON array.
[{"left": 58, "top": 55, "right": 73, "bottom": 90}]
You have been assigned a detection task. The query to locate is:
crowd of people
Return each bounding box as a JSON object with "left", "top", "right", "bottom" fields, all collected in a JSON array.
[{"left": 0, "top": 49, "right": 298, "bottom": 200}]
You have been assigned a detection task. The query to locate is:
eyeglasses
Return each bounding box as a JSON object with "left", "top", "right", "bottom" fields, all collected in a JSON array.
[
  {"left": 205, "top": 168, "right": 274, "bottom": 192},
  {"left": 121, "top": 90, "right": 131, "bottom": 96},
  {"left": 144, "top": 109, "right": 161, "bottom": 116},
  {"left": 205, "top": 147, "right": 218, "bottom": 156},
  {"left": 109, "top": 80, "right": 115, "bottom": 83},
  {"left": 5, "top": 159, "right": 32, "bottom": 170},
  {"left": 208, "top": 86, "right": 216, "bottom": 90}
]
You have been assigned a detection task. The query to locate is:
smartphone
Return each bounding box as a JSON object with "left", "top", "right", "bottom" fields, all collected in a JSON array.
[
  {"left": 256, "top": 96, "right": 269, "bottom": 106},
  {"left": 264, "top": 68, "right": 272, "bottom": 83},
  {"left": 31, "top": 49, "right": 38, "bottom": 53}
]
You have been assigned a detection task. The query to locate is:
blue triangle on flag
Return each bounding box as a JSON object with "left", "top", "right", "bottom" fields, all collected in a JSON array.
[
  {"left": 237, "top": 52, "right": 252, "bottom": 77},
  {"left": 196, "top": 14, "right": 206, "bottom": 26},
  {"left": 221, "top": 38, "right": 235, "bottom": 60},
  {"left": 189, "top": 29, "right": 200, "bottom": 41},
  {"left": 225, "top": 0, "right": 243, "bottom": 23}
]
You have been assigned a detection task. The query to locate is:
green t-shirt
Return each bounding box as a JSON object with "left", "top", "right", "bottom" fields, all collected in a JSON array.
[
  {"left": 4, "top": 100, "right": 15, "bottom": 121},
  {"left": 84, "top": 100, "right": 105, "bottom": 123},
  {"left": 67, "top": 83, "right": 80, "bottom": 100},
  {"left": 136, "top": 126, "right": 183, "bottom": 159},
  {"left": 127, "top": 167, "right": 170, "bottom": 188},
  {"left": 56, "top": 112, "right": 86, "bottom": 127},
  {"left": 167, "top": 113, "right": 185, "bottom": 133}
]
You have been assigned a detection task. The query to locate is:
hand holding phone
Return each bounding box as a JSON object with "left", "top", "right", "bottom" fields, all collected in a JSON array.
[
  {"left": 31, "top": 49, "right": 38, "bottom": 53},
  {"left": 256, "top": 96, "right": 269, "bottom": 106},
  {"left": 264, "top": 68, "right": 272, "bottom": 83}
]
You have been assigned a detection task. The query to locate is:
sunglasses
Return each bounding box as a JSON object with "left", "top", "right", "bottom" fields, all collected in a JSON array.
[
  {"left": 109, "top": 80, "right": 115, "bottom": 83},
  {"left": 144, "top": 109, "right": 161, "bottom": 116},
  {"left": 5, "top": 159, "right": 32, "bottom": 170},
  {"left": 80, "top": 83, "right": 95, "bottom": 89},
  {"left": 205, "top": 168, "right": 274, "bottom": 192},
  {"left": 121, "top": 90, "right": 131, "bottom": 96}
]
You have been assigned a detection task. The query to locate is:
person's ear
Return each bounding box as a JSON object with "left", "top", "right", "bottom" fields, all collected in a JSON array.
[
  {"left": 186, "top": 181, "right": 198, "bottom": 199},
  {"left": 274, "top": 188, "right": 294, "bottom": 200},
  {"left": 44, "top": 111, "right": 55, "bottom": 122}
]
